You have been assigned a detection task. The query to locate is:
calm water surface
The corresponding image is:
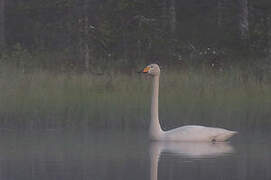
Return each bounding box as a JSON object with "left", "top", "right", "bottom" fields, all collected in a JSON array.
[{"left": 0, "top": 130, "right": 270, "bottom": 180}]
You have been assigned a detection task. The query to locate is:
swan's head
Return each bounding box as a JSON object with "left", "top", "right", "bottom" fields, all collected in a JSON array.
[{"left": 142, "top": 64, "right": 160, "bottom": 76}]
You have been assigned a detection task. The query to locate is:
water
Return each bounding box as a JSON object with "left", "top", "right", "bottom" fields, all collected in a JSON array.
[
  {"left": 0, "top": 71, "right": 271, "bottom": 179},
  {"left": 0, "top": 130, "right": 270, "bottom": 180}
]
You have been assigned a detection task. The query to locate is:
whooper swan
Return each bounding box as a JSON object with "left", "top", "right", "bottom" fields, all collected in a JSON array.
[{"left": 142, "top": 64, "right": 237, "bottom": 142}]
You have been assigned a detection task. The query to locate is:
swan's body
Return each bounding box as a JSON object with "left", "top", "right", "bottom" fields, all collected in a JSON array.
[
  {"left": 143, "top": 64, "right": 237, "bottom": 142},
  {"left": 152, "top": 125, "right": 236, "bottom": 142}
]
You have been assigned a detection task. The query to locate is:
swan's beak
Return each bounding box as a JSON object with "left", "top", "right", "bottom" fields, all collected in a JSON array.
[{"left": 142, "top": 67, "right": 150, "bottom": 73}]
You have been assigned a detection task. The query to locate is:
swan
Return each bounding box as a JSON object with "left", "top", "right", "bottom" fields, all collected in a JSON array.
[{"left": 142, "top": 64, "right": 237, "bottom": 142}]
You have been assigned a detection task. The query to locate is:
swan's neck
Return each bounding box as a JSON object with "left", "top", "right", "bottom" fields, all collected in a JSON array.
[{"left": 150, "top": 75, "right": 163, "bottom": 140}]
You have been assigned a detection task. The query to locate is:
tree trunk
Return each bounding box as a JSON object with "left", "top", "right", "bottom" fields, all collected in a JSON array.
[
  {"left": 83, "top": 0, "right": 90, "bottom": 70},
  {"left": 0, "top": 0, "right": 5, "bottom": 50},
  {"left": 161, "top": 0, "right": 168, "bottom": 30},
  {"left": 217, "top": 0, "right": 222, "bottom": 27},
  {"left": 217, "top": 0, "right": 226, "bottom": 27},
  {"left": 237, "top": 0, "right": 249, "bottom": 47},
  {"left": 266, "top": 15, "right": 271, "bottom": 56},
  {"left": 169, "top": 0, "right": 176, "bottom": 35}
]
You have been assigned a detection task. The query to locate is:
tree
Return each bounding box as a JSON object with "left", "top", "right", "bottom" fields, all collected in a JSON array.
[
  {"left": 237, "top": 0, "right": 249, "bottom": 48},
  {"left": 267, "top": 14, "right": 271, "bottom": 56},
  {"left": 217, "top": 0, "right": 227, "bottom": 28},
  {"left": 0, "top": 0, "right": 5, "bottom": 50},
  {"left": 83, "top": 0, "right": 90, "bottom": 70},
  {"left": 78, "top": 0, "right": 97, "bottom": 70},
  {"left": 161, "top": 0, "right": 168, "bottom": 30},
  {"left": 169, "top": 0, "right": 176, "bottom": 35}
]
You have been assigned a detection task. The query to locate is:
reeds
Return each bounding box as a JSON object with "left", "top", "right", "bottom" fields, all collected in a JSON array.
[{"left": 0, "top": 65, "right": 270, "bottom": 132}]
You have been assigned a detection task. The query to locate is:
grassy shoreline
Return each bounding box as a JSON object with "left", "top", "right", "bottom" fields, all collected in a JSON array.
[{"left": 0, "top": 65, "right": 270, "bottom": 132}]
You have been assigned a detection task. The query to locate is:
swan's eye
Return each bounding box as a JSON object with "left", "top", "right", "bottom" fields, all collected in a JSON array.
[{"left": 150, "top": 66, "right": 153, "bottom": 68}]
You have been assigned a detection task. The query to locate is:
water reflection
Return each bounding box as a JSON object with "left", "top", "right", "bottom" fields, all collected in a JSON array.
[
  {"left": 149, "top": 142, "right": 235, "bottom": 180},
  {"left": 0, "top": 131, "right": 270, "bottom": 180}
]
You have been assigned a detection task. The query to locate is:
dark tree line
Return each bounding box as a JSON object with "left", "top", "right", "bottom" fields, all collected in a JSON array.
[{"left": 0, "top": 0, "right": 271, "bottom": 69}]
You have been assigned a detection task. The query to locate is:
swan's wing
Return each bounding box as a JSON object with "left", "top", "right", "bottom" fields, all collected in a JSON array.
[{"left": 164, "top": 125, "right": 237, "bottom": 142}]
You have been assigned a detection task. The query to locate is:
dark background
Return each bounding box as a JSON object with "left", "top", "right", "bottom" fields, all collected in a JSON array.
[{"left": 1, "top": 0, "right": 271, "bottom": 70}]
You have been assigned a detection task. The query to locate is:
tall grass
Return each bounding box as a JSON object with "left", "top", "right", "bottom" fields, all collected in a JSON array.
[{"left": 0, "top": 65, "right": 270, "bottom": 133}]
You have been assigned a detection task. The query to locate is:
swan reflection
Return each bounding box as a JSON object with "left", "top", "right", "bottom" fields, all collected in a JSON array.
[{"left": 149, "top": 142, "right": 235, "bottom": 180}]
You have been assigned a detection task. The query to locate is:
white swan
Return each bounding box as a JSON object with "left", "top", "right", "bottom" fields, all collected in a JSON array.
[{"left": 142, "top": 64, "right": 237, "bottom": 142}]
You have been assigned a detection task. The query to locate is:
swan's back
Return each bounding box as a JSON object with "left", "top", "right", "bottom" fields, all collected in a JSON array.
[{"left": 163, "top": 125, "right": 237, "bottom": 142}]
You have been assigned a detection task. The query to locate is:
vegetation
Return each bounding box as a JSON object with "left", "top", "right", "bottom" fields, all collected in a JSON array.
[
  {"left": 0, "top": 0, "right": 271, "bottom": 131},
  {"left": 0, "top": 0, "right": 271, "bottom": 70},
  {"left": 0, "top": 65, "right": 270, "bottom": 132}
]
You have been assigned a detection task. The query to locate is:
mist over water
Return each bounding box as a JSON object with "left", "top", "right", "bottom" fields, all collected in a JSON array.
[
  {"left": 2, "top": 0, "right": 271, "bottom": 179},
  {"left": 0, "top": 70, "right": 271, "bottom": 180},
  {"left": 0, "top": 130, "right": 270, "bottom": 180}
]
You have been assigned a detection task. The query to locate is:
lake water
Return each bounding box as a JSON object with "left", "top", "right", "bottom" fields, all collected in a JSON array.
[
  {"left": 0, "top": 130, "right": 270, "bottom": 180},
  {"left": 0, "top": 71, "right": 271, "bottom": 179}
]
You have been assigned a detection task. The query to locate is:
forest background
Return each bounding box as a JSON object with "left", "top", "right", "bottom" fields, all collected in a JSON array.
[{"left": 0, "top": 0, "right": 271, "bottom": 73}]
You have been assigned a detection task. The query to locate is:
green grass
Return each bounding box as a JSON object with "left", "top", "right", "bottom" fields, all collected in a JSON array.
[{"left": 0, "top": 65, "right": 270, "bottom": 132}]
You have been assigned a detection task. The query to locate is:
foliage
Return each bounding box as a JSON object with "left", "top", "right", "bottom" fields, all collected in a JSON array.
[{"left": 1, "top": 0, "right": 271, "bottom": 69}]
